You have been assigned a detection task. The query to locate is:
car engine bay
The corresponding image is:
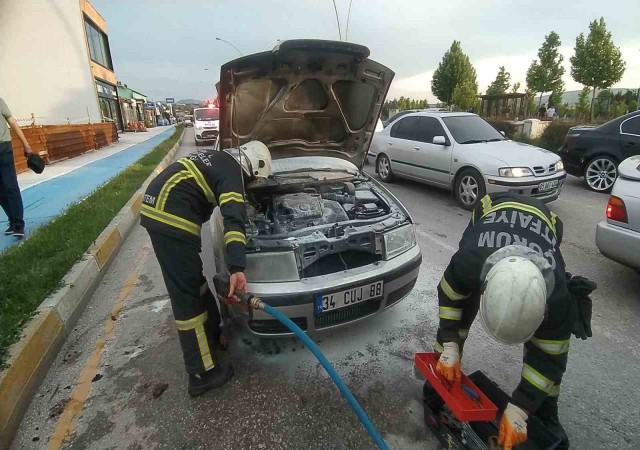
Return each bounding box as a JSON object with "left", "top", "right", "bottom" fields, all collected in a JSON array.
[{"left": 246, "top": 180, "right": 391, "bottom": 237}]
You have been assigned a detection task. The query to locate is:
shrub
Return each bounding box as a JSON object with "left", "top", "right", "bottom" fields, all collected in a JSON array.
[
  {"left": 487, "top": 120, "right": 518, "bottom": 139},
  {"left": 539, "top": 121, "right": 577, "bottom": 151}
]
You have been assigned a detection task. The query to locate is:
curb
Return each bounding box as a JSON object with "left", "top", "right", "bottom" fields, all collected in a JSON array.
[{"left": 0, "top": 128, "right": 185, "bottom": 449}]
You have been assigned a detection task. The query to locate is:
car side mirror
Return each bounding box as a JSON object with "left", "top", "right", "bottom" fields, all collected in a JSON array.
[
  {"left": 500, "top": 131, "right": 506, "bottom": 137},
  {"left": 433, "top": 136, "right": 447, "bottom": 145}
]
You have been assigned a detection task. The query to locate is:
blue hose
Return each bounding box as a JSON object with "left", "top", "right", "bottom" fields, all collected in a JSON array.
[{"left": 261, "top": 303, "right": 389, "bottom": 450}]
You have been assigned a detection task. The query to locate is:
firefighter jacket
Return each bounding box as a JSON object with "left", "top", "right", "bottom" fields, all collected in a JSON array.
[
  {"left": 437, "top": 192, "right": 577, "bottom": 413},
  {"left": 140, "top": 149, "right": 247, "bottom": 271}
]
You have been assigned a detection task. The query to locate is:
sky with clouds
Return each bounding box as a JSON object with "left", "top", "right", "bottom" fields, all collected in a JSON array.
[{"left": 92, "top": 0, "right": 640, "bottom": 103}]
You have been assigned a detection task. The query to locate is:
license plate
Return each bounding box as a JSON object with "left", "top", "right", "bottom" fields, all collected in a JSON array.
[
  {"left": 315, "top": 281, "right": 384, "bottom": 315},
  {"left": 538, "top": 180, "right": 559, "bottom": 192}
]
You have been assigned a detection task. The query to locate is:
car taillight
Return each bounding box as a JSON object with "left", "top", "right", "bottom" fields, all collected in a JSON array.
[{"left": 606, "top": 196, "right": 628, "bottom": 223}]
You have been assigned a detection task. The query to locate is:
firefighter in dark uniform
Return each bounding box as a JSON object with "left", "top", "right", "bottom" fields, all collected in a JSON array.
[
  {"left": 434, "top": 192, "right": 594, "bottom": 450},
  {"left": 141, "top": 141, "right": 272, "bottom": 397}
]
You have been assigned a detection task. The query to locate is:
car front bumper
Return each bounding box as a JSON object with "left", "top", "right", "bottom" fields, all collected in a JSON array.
[
  {"left": 229, "top": 245, "right": 422, "bottom": 336},
  {"left": 484, "top": 172, "right": 566, "bottom": 203},
  {"left": 195, "top": 129, "right": 218, "bottom": 141},
  {"left": 596, "top": 220, "right": 640, "bottom": 271}
]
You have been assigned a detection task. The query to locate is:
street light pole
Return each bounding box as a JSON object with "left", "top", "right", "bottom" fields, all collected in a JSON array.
[
  {"left": 262, "top": 39, "right": 281, "bottom": 51},
  {"left": 215, "top": 37, "right": 243, "bottom": 57}
]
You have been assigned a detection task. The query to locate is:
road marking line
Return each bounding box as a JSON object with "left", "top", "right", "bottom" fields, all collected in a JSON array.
[
  {"left": 48, "top": 248, "right": 148, "bottom": 450},
  {"left": 414, "top": 229, "right": 458, "bottom": 253}
]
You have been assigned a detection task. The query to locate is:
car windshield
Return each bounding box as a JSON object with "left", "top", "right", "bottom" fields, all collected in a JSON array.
[
  {"left": 195, "top": 109, "right": 219, "bottom": 121},
  {"left": 442, "top": 115, "right": 505, "bottom": 144}
]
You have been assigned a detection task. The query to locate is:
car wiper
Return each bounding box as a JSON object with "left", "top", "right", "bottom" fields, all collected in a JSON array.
[
  {"left": 486, "top": 138, "right": 504, "bottom": 142},
  {"left": 459, "top": 139, "right": 488, "bottom": 144}
]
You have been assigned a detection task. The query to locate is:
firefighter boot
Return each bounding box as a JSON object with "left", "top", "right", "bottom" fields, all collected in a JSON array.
[
  {"left": 188, "top": 362, "right": 234, "bottom": 397},
  {"left": 535, "top": 396, "right": 569, "bottom": 449}
]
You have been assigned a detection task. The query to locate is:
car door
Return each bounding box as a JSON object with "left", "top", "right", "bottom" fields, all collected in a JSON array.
[
  {"left": 620, "top": 115, "right": 640, "bottom": 159},
  {"left": 387, "top": 116, "right": 420, "bottom": 177},
  {"left": 412, "top": 116, "right": 453, "bottom": 186}
]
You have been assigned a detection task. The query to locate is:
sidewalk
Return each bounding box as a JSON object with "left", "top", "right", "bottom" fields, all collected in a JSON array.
[{"left": 0, "top": 126, "right": 176, "bottom": 253}]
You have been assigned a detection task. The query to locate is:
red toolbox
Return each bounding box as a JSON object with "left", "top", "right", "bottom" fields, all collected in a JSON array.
[{"left": 415, "top": 352, "right": 498, "bottom": 422}]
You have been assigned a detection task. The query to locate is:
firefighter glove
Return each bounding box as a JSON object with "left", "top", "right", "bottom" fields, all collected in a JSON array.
[
  {"left": 567, "top": 274, "right": 596, "bottom": 340},
  {"left": 498, "top": 403, "right": 528, "bottom": 450},
  {"left": 436, "top": 342, "right": 461, "bottom": 383}
]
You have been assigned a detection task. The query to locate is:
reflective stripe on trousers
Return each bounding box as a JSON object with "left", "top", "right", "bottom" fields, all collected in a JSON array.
[{"left": 175, "top": 311, "right": 214, "bottom": 371}]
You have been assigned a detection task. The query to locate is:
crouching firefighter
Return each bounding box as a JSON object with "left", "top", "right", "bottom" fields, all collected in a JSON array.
[
  {"left": 434, "top": 192, "right": 595, "bottom": 450},
  {"left": 141, "top": 141, "right": 272, "bottom": 396}
]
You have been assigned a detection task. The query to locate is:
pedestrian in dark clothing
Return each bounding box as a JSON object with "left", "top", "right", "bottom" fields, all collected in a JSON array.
[{"left": 1, "top": 97, "right": 32, "bottom": 238}]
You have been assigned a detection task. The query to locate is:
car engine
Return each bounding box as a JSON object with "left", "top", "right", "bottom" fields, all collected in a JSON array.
[{"left": 246, "top": 181, "right": 391, "bottom": 237}]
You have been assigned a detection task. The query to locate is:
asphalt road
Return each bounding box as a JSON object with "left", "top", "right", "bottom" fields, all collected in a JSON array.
[{"left": 12, "top": 129, "right": 640, "bottom": 449}]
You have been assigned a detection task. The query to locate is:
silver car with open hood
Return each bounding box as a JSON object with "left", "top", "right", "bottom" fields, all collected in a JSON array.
[{"left": 211, "top": 40, "right": 422, "bottom": 336}]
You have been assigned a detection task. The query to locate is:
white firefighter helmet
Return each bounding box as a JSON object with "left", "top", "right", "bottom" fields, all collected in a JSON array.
[
  {"left": 238, "top": 141, "right": 272, "bottom": 179},
  {"left": 479, "top": 255, "right": 547, "bottom": 344}
]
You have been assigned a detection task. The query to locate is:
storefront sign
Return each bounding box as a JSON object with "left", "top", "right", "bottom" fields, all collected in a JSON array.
[
  {"left": 96, "top": 80, "right": 117, "bottom": 99},
  {"left": 166, "top": 97, "right": 175, "bottom": 104}
]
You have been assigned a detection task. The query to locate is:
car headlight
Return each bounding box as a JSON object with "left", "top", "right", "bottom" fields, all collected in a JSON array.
[
  {"left": 499, "top": 167, "right": 534, "bottom": 177},
  {"left": 245, "top": 251, "right": 300, "bottom": 282},
  {"left": 555, "top": 160, "right": 564, "bottom": 171},
  {"left": 383, "top": 224, "right": 416, "bottom": 260}
]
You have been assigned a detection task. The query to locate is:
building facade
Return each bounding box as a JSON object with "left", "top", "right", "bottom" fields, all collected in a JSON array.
[
  {"left": 0, "top": 0, "right": 123, "bottom": 130},
  {"left": 117, "top": 83, "right": 147, "bottom": 129}
]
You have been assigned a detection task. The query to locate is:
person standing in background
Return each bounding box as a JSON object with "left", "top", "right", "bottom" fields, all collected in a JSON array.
[{"left": 1, "top": 97, "right": 32, "bottom": 238}]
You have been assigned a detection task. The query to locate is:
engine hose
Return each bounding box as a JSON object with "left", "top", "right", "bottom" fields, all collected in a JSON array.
[{"left": 260, "top": 303, "right": 389, "bottom": 450}]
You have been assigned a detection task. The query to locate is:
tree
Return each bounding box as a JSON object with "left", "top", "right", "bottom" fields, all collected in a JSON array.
[
  {"left": 486, "top": 66, "right": 511, "bottom": 95},
  {"left": 511, "top": 82, "right": 521, "bottom": 93},
  {"left": 452, "top": 79, "right": 478, "bottom": 111},
  {"left": 575, "top": 87, "right": 591, "bottom": 120},
  {"left": 526, "top": 31, "right": 565, "bottom": 109},
  {"left": 548, "top": 90, "right": 564, "bottom": 108},
  {"left": 431, "top": 41, "right": 478, "bottom": 106},
  {"left": 570, "top": 17, "right": 626, "bottom": 120},
  {"left": 610, "top": 100, "right": 628, "bottom": 118}
]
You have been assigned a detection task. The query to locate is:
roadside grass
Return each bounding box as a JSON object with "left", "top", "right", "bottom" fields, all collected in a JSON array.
[{"left": 0, "top": 126, "right": 183, "bottom": 369}]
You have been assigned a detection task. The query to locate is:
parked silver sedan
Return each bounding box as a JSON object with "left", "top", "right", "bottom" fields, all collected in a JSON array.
[{"left": 596, "top": 156, "right": 640, "bottom": 272}]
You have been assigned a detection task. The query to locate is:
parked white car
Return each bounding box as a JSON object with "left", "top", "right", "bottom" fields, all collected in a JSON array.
[
  {"left": 596, "top": 156, "right": 640, "bottom": 272},
  {"left": 369, "top": 112, "right": 567, "bottom": 210}
]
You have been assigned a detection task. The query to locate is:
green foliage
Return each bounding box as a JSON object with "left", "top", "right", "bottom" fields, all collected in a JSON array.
[
  {"left": 575, "top": 87, "right": 591, "bottom": 121},
  {"left": 539, "top": 121, "right": 576, "bottom": 150},
  {"left": 525, "top": 90, "right": 537, "bottom": 117},
  {"left": 511, "top": 82, "right": 521, "bottom": 93},
  {"left": 382, "top": 97, "right": 430, "bottom": 117},
  {"left": 0, "top": 127, "right": 183, "bottom": 368},
  {"left": 548, "top": 90, "right": 564, "bottom": 108},
  {"left": 486, "top": 66, "right": 511, "bottom": 95},
  {"left": 452, "top": 79, "right": 479, "bottom": 111},
  {"left": 610, "top": 100, "right": 629, "bottom": 118},
  {"left": 431, "top": 41, "right": 478, "bottom": 106},
  {"left": 486, "top": 119, "right": 519, "bottom": 139},
  {"left": 570, "top": 17, "right": 626, "bottom": 120},
  {"left": 526, "top": 31, "right": 565, "bottom": 108}
]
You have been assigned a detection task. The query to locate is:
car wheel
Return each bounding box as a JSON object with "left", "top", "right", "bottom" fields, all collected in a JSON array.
[
  {"left": 454, "top": 168, "right": 486, "bottom": 211},
  {"left": 584, "top": 156, "right": 618, "bottom": 193},
  {"left": 377, "top": 154, "right": 394, "bottom": 182}
]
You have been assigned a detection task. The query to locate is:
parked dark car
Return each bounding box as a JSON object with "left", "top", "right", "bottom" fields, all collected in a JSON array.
[{"left": 560, "top": 110, "right": 640, "bottom": 192}]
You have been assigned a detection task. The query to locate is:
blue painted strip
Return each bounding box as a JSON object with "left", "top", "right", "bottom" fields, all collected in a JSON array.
[{"left": 0, "top": 127, "right": 175, "bottom": 253}]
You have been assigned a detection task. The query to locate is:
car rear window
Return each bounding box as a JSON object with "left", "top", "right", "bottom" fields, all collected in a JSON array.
[{"left": 195, "top": 109, "right": 219, "bottom": 121}]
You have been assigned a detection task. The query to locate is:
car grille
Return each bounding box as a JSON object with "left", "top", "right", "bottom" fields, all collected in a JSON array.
[
  {"left": 201, "top": 130, "right": 218, "bottom": 139},
  {"left": 249, "top": 317, "right": 308, "bottom": 334},
  {"left": 386, "top": 279, "right": 417, "bottom": 307},
  {"left": 315, "top": 299, "right": 382, "bottom": 328},
  {"left": 533, "top": 164, "right": 556, "bottom": 176}
]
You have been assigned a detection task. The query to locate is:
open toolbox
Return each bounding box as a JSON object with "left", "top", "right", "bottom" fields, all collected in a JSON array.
[{"left": 415, "top": 352, "right": 562, "bottom": 450}]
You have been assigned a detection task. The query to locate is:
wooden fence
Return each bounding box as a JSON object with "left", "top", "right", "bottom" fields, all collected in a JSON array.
[{"left": 11, "top": 122, "right": 118, "bottom": 173}]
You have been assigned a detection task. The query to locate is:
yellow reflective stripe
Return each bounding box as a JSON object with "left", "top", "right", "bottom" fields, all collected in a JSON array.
[
  {"left": 548, "top": 384, "right": 560, "bottom": 397},
  {"left": 459, "top": 329, "right": 469, "bottom": 340},
  {"left": 158, "top": 171, "right": 192, "bottom": 211},
  {"left": 219, "top": 191, "right": 244, "bottom": 206},
  {"left": 482, "top": 202, "right": 556, "bottom": 236},
  {"left": 440, "top": 276, "right": 470, "bottom": 301},
  {"left": 141, "top": 205, "right": 201, "bottom": 236},
  {"left": 224, "top": 230, "right": 246, "bottom": 245},
  {"left": 175, "top": 311, "right": 209, "bottom": 331},
  {"left": 531, "top": 337, "right": 570, "bottom": 355},
  {"left": 480, "top": 195, "right": 493, "bottom": 215},
  {"left": 178, "top": 158, "right": 216, "bottom": 204},
  {"left": 439, "top": 306, "right": 463, "bottom": 321},
  {"left": 521, "top": 363, "right": 556, "bottom": 394},
  {"left": 551, "top": 211, "right": 558, "bottom": 228},
  {"left": 200, "top": 282, "right": 209, "bottom": 296},
  {"left": 434, "top": 341, "right": 444, "bottom": 353},
  {"left": 195, "top": 324, "right": 214, "bottom": 370}
]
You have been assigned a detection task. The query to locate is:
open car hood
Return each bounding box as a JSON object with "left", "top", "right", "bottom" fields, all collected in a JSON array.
[{"left": 218, "top": 40, "right": 394, "bottom": 170}]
